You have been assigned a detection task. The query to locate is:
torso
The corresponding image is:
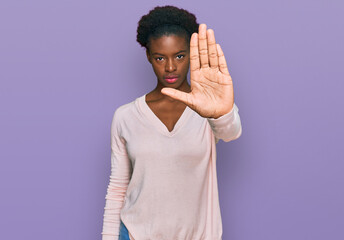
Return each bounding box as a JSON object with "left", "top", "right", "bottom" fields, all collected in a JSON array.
[{"left": 145, "top": 92, "right": 188, "bottom": 132}]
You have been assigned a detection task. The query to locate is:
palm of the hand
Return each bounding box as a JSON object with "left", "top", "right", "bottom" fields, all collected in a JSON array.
[
  {"left": 161, "top": 23, "right": 235, "bottom": 119},
  {"left": 189, "top": 65, "right": 234, "bottom": 118}
]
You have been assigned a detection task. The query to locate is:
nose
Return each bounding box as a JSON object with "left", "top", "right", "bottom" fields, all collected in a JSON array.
[{"left": 165, "top": 58, "right": 177, "bottom": 72}]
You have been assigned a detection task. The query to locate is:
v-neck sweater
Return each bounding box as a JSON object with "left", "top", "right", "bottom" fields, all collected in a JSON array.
[{"left": 101, "top": 94, "right": 242, "bottom": 240}]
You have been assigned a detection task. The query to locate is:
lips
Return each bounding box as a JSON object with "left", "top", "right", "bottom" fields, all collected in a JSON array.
[
  {"left": 164, "top": 75, "right": 179, "bottom": 83},
  {"left": 165, "top": 75, "right": 179, "bottom": 79}
]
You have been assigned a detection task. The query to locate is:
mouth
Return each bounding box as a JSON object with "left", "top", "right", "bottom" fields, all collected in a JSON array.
[{"left": 164, "top": 75, "right": 179, "bottom": 83}]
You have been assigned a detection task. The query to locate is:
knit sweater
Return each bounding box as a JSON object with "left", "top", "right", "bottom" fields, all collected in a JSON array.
[{"left": 101, "top": 93, "right": 242, "bottom": 240}]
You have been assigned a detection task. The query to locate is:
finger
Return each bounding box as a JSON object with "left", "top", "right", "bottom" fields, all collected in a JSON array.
[
  {"left": 216, "top": 44, "right": 230, "bottom": 75},
  {"left": 189, "top": 32, "right": 200, "bottom": 72},
  {"left": 198, "top": 23, "right": 209, "bottom": 68},
  {"left": 207, "top": 29, "right": 218, "bottom": 69},
  {"left": 160, "top": 87, "right": 192, "bottom": 106}
]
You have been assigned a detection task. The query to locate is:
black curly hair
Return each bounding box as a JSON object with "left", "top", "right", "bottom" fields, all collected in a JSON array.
[{"left": 136, "top": 5, "right": 199, "bottom": 52}]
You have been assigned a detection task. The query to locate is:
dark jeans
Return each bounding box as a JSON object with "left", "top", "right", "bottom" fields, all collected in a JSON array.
[{"left": 118, "top": 219, "right": 130, "bottom": 240}]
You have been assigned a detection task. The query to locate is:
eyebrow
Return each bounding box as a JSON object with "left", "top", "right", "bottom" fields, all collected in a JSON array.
[{"left": 152, "top": 50, "right": 187, "bottom": 56}]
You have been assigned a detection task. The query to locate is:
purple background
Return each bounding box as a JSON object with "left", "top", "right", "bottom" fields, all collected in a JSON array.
[{"left": 1, "top": 0, "right": 343, "bottom": 239}]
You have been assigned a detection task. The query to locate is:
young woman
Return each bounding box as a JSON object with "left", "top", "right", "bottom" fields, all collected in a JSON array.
[{"left": 101, "top": 5, "right": 242, "bottom": 240}]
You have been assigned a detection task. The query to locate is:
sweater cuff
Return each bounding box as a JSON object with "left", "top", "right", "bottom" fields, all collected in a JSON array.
[{"left": 207, "top": 103, "right": 237, "bottom": 126}]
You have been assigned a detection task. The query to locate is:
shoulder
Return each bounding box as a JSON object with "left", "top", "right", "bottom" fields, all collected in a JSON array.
[{"left": 112, "top": 97, "right": 138, "bottom": 126}]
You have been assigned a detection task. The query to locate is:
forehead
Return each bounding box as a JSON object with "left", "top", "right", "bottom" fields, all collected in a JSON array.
[{"left": 149, "top": 34, "right": 189, "bottom": 54}]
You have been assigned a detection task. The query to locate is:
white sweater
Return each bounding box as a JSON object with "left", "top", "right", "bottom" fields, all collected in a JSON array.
[{"left": 101, "top": 93, "right": 242, "bottom": 240}]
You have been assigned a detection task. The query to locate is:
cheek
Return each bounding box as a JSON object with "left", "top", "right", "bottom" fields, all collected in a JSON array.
[
  {"left": 181, "top": 60, "right": 190, "bottom": 71},
  {"left": 152, "top": 63, "right": 163, "bottom": 73}
]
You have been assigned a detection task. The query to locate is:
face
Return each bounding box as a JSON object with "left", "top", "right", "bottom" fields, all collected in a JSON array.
[{"left": 146, "top": 34, "right": 190, "bottom": 89}]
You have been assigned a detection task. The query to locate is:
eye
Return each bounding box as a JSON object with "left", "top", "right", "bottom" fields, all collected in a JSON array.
[
  {"left": 176, "top": 54, "right": 184, "bottom": 59},
  {"left": 155, "top": 57, "right": 163, "bottom": 61}
]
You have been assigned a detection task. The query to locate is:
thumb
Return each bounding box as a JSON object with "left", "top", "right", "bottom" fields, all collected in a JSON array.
[{"left": 161, "top": 88, "right": 191, "bottom": 106}]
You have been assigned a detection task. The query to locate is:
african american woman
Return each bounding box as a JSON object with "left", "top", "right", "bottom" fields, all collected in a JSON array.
[{"left": 101, "top": 5, "right": 242, "bottom": 240}]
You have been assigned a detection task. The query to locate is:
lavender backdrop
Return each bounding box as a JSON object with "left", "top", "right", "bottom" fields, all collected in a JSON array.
[{"left": 1, "top": 0, "right": 343, "bottom": 239}]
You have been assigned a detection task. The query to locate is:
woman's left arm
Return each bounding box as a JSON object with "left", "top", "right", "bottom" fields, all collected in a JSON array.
[
  {"left": 160, "top": 23, "right": 242, "bottom": 143},
  {"left": 207, "top": 102, "right": 242, "bottom": 143}
]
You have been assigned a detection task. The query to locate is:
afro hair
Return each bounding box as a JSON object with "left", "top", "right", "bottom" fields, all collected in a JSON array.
[{"left": 136, "top": 5, "right": 199, "bottom": 51}]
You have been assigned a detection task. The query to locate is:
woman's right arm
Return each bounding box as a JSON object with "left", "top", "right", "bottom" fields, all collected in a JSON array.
[{"left": 101, "top": 109, "right": 132, "bottom": 240}]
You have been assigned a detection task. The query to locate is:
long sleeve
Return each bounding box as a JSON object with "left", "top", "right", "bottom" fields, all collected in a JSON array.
[
  {"left": 101, "top": 110, "right": 132, "bottom": 240},
  {"left": 207, "top": 103, "right": 242, "bottom": 143}
]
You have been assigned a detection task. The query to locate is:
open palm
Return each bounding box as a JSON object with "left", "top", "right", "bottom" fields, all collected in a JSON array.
[{"left": 161, "top": 23, "right": 234, "bottom": 119}]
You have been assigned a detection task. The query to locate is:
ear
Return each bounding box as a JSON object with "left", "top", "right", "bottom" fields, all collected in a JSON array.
[{"left": 146, "top": 49, "right": 152, "bottom": 64}]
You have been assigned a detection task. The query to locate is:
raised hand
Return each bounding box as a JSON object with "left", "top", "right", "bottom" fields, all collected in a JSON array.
[{"left": 160, "top": 23, "right": 234, "bottom": 119}]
